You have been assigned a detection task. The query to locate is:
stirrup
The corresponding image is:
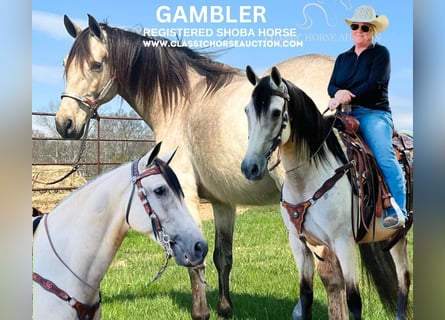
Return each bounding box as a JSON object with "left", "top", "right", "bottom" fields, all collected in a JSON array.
[
  {"left": 382, "top": 198, "right": 407, "bottom": 229},
  {"left": 382, "top": 215, "right": 406, "bottom": 229}
]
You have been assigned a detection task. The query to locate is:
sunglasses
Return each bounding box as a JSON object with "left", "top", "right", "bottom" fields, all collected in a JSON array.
[{"left": 350, "top": 24, "right": 370, "bottom": 32}]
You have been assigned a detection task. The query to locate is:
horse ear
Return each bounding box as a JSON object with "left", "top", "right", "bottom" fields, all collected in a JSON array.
[
  {"left": 146, "top": 142, "right": 162, "bottom": 167},
  {"left": 270, "top": 66, "right": 283, "bottom": 87},
  {"left": 87, "top": 14, "right": 102, "bottom": 39},
  {"left": 160, "top": 147, "right": 178, "bottom": 165},
  {"left": 64, "top": 15, "right": 82, "bottom": 38},
  {"left": 246, "top": 65, "right": 259, "bottom": 86}
]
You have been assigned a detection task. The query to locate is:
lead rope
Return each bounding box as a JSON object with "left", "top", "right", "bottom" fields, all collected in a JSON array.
[
  {"left": 147, "top": 231, "right": 173, "bottom": 285},
  {"left": 32, "top": 117, "right": 93, "bottom": 185},
  {"left": 146, "top": 233, "right": 210, "bottom": 289}
]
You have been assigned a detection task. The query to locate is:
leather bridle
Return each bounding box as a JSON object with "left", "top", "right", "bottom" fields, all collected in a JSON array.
[
  {"left": 125, "top": 158, "right": 174, "bottom": 258},
  {"left": 265, "top": 84, "right": 290, "bottom": 170}
]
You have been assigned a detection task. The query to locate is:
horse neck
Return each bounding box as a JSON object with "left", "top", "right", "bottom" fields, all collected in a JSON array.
[
  {"left": 121, "top": 68, "right": 212, "bottom": 136},
  {"left": 280, "top": 139, "right": 341, "bottom": 194},
  {"left": 108, "top": 31, "right": 240, "bottom": 135},
  {"left": 35, "top": 165, "right": 130, "bottom": 302}
]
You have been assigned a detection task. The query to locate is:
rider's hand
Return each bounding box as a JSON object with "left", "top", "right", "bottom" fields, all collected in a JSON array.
[
  {"left": 328, "top": 98, "right": 341, "bottom": 111},
  {"left": 334, "top": 89, "right": 355, "bottom": 104}
]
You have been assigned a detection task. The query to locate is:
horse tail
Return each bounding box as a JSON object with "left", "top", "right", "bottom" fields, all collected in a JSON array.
[{"left": 358, "top": 242, "right": 398, "bottom": 315}]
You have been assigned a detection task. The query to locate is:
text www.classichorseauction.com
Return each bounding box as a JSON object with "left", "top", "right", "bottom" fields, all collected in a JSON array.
[{"left": 141, "top": 5, "right": 311, "bottom": 48}]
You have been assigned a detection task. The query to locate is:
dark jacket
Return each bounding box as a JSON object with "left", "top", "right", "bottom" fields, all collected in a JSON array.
[{"left": 328, "top": 43, "right": 391, "bottom": 112}]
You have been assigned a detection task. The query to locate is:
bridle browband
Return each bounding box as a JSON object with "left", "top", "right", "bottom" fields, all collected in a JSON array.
[{"left": 60, "top": 76, "right": 115, "bottom": 119}]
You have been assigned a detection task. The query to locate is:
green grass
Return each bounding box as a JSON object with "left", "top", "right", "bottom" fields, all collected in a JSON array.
[{"left": 101, "top": 206, "right": 413, "bottom": 319}]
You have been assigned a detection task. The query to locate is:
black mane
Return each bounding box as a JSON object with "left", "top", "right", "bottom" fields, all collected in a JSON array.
[
  {"left": 253, "top": 76, "right": 346, "bottom": 165},
  {"left": 153, "top": 158, "right": 184, "bottom": 199},
  {"left": 65, "top": 22, "right": 241, "bottom": 111}
]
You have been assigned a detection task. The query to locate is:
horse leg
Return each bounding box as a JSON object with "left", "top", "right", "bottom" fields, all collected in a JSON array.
[
  {"left": 333, "top": 240, "right": 362, "bottom": 320},
  {"left": 389, "top": 235, "right": 411, "bottom": 320},
  {"left": 212, "top": 201, "right": 236, "bottom": 318},
  {"left": 287, "top": 234, "right": 315, "bottom": 320},
  {"left": 188, "top": 264, "right": 210, "bottom": 320},
  {"left": 181, "top": 188, "right": 209, "bottom": 320},
  {"left": 315, "top": 246, "right": 349, "bottom": 320}
]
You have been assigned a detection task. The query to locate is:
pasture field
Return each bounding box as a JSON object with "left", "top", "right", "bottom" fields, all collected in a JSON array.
[{"left": 100, "top": 206, "right": 413, "bottom": 319}]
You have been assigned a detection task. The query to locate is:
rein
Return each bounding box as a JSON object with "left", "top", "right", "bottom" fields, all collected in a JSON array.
[
  {"left": 33, "top": 214, "right": 101, "bottom": 320},
  {"left": 284, "top": 107, "right": 337, "bottom": 174},
  {"left": 43, "top": 214, "right": 100, "bottom": 292}
]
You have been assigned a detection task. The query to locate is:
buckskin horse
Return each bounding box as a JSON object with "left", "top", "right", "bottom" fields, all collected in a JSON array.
[{"left": 241, "top": 65, "right": 413, "bottom": 319}]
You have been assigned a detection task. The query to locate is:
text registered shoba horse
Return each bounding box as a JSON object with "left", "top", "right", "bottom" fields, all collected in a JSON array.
[
  {"left": 55, "top": 14, "right": 346, "bottom": 319},
  {"left": 32, "top": 143, "right": 208, "bottom": 320},
  {"left": 241, "top": 66, "right": 413, "bottom": 320}
]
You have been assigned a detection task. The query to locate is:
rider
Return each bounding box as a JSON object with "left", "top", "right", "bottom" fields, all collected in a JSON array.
[{"left": 327, "top": 5, "right": 407, "bottom": 229}]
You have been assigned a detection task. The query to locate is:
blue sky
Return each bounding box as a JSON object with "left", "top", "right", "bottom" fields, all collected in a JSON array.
[{"left": 32, "top": 0, "right": 413, "bottom": 130}]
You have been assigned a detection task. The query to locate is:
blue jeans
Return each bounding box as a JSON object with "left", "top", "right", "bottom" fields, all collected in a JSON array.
[{"left": 345, "top": 106, "right": 407, "bottom": 215}]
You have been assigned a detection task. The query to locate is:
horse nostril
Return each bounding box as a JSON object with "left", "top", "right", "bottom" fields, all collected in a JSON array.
[
  {"left": 251, "top": 164, "right": 259, "bottom": 177},
  {"left": 56, "top": 118, "right": 73, "bottom": 137},
  {"left": 194, "top": 241, "right": 208, "bottom": 258},
  {"left": 65, "top": 119, "right": 73, "bottom": 134}
]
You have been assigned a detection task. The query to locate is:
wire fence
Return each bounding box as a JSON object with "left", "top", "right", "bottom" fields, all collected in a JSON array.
[{"left": 32, "top": 112, "right": 155, "bottom": 192}]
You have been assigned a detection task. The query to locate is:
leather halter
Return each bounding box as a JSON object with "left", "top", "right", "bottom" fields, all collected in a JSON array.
[{"left": 60, "top": 76, "right": 115, "bottom": 119}]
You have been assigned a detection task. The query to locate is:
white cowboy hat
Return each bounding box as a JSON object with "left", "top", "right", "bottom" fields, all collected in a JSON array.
[{"left": 345, "top": 5, "right": 389, "bottom": 33}]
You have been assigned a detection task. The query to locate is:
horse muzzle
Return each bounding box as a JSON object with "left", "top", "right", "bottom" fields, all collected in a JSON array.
[
  {"left": 241, "top": 157, "right": 267, "bottom": 181},
  {"left": 171, "top": 238, "right": 208, "bottom": 267},
  {"left": 55, "top": 116, "right": 86, "bottom": 140}
]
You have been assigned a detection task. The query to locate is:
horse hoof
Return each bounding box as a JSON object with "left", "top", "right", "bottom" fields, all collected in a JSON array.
[
  {"left": 217, "top": 297, "right": 233, "bottom": 319},
  {"left": 292, "top": 301, "right": 303, "bottom": 320},
  {"left": 191, "top": 311, "right": 210, "bottom": 320}
]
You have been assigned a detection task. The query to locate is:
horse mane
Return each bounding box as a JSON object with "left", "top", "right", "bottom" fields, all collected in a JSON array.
[
  {"left": 65, "top": 22, "right": 241, "bottom": 111},
  {"left": 153, "top": 158, "right": 184, "bottom": 199},
  {"left": 283, "top": 79, "right": 347, "bottom": 165},
  {"left": 248, "top": 75, "right": 347, "bottom": 165}
]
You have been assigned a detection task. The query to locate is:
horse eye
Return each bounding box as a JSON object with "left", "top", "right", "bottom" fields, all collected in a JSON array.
[
  {"left": 271, "top": 109, "right": 281, "bottom": 118},
  {"left": 90, "top": 61, "right": 102, "bottom": 71},
  {"left": 153, "top": 186, "right": 166, "bottom": 197}
]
